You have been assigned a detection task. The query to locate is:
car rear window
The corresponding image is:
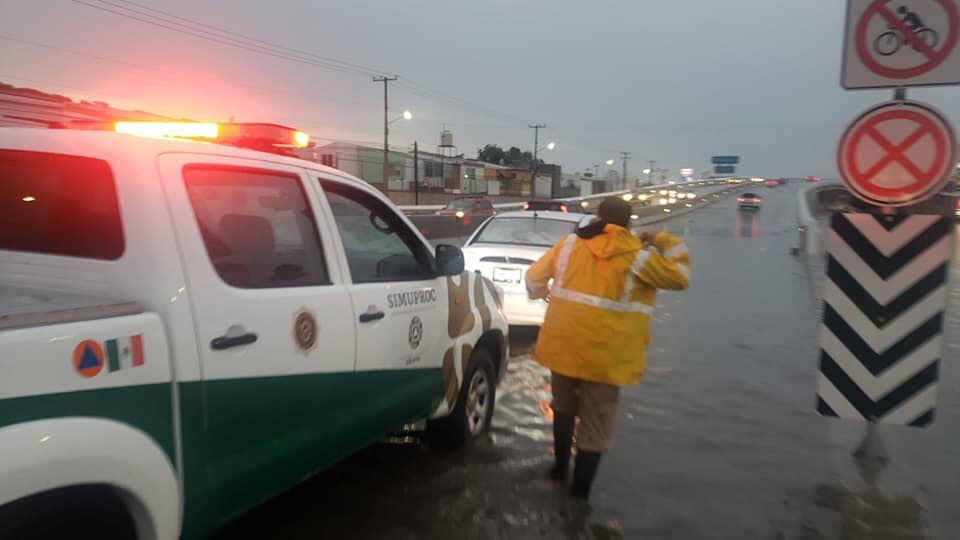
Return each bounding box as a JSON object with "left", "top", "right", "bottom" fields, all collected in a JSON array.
[
  {"left": 445, "top": 199, "right": 473, "bottom": 210},
  {"left": 742, "top": 193, "right": 757, "bottom": 198},
  {"left": 472, "top": 217, "right": 575, "bottom": 247},
  {"left": 0, "top": 150, "right": 124, "bottom": 260}
]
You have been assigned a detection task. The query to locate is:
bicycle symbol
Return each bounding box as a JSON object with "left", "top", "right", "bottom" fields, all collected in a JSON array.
[{"left": 873, "top": 6, "right": 940, "bottom": 56}]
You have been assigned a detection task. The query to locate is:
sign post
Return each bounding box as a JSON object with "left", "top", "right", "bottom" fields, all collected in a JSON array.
[{"left": 817, "top": 4, "right": 960, "bottom": 492}]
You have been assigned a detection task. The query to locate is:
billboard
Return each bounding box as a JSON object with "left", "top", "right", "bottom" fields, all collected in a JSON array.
[
  {"left": 711, "top": 155, "right": 740, "bottom": 165},
  {"left": 680, "top": 168, "right": 694, "bottom": 178},
  {"left": 714, "top": 165, "right": 736, "bottom": 174}
]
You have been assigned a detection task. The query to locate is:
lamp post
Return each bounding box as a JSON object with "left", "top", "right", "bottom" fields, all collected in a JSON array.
[
  {"left": 531, "top": 139, "right": 556, "bottom": 200},
  {"left": 384, "top": 110, "right": 412, "bottom": 192}
]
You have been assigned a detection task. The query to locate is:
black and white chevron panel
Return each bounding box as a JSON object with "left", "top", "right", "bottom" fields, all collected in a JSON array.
[{"left": 816, "top": 213, "right": 954, "bottom": 427}]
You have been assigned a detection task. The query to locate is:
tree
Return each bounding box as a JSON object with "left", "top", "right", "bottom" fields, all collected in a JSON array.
[
  {"left": 477, "top": 144, "right": 506, "bottom": 165},
  {"left": 477, "top": 144, "right": 541, "bottom": 168}
]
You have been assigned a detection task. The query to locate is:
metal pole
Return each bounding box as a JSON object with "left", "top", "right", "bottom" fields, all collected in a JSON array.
[
  {"left": 529, "top": 123, "right": 545, "bottom": 200},
  {"left": 648, "top": 160, "right": 655, "bottom": 185},
  {"left": 414, "top": 141, "right": 419, "bottom": 205},
  {"left": 620, "top": 151, "right": 632, "bottom": 189},
  {"left": 374, "top": 75, "right": 398, "bottom": 195}
]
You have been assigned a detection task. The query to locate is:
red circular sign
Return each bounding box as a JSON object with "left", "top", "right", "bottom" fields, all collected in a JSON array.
[
  {"left": 855, "top": 0, "right": 959, "bottom": 79},
  {"left": 837, "top": 100, "right": 956, "bottom": 207}
]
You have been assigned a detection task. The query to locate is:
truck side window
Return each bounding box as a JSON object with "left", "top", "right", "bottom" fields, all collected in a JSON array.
[
  {"left": 183, "top": 165, "right": 330, "bottom": 288},
  {"left": 320, "top": 181, "right": 434, "bottom": 283},
  {"left": 0, "top": 150, "right": 123, "bottom": 260}
]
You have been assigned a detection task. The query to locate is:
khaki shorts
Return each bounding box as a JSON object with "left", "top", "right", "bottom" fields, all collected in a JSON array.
[{"left": 551, "top": 371, "right": 620, "bottom": 452}]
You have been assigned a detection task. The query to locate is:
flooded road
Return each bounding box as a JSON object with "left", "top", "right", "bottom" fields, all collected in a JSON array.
[{"left": 216, "top": 183, "right": 960, "bottom": 539}]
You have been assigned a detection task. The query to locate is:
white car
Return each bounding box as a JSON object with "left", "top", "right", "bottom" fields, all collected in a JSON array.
[{"left": 462, "top": 211, "right": 593, "bottom": 326}]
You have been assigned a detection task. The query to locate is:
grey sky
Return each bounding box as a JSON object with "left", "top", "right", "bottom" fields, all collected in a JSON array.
[{"left": 2, "top": 0, "right": 959, "bottom": 178}]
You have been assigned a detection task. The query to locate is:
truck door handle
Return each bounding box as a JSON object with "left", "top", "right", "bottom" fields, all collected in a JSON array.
[
  {"left": 358, "top": 311, "right": 385, "bottom": 323},
  {"left": 211, "top": 332, "right": 258, "bottom": 350}
]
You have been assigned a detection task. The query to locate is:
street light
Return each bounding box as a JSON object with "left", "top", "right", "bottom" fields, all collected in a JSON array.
[
  {"left": 388, "top": 110, "right": 413, "bottom": 125},
  {"left": 531, "top": 141, "right": 556, "bottom": 200},
  {"left": 605, "top": 159, "right": 615, "bottom": 166}
]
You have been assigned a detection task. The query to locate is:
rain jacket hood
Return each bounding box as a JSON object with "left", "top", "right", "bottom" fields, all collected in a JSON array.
[
  {"left": 525, "top": 228, "right": 691, "bottom": 386},
  {"left": 576, "top": 222, "right": 641, "bottom": 259}
]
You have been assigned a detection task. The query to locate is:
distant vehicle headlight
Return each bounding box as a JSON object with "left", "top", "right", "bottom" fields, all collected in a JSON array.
[{"left": 455, "top": 211, "right": 465, "bottom": 218}]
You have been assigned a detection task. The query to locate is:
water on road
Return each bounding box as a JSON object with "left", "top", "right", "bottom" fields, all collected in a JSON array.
[{"left": 216, "top": 183, "right": 960, "bottom": 539}]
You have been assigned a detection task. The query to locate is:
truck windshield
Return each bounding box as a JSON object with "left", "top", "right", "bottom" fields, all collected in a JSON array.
[
  {"left": 472, "top": 217, "right": 575, "bottom": 247},
  {"left": 0, "top": 150, "right": 124, "bottom": 260}
]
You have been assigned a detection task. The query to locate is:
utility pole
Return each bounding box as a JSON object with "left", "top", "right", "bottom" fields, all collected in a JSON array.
[
  {"left": 647, "top": 160, "right": 656, "bottom": 186},
  {"left": 529, "top": 123, "right": 546, "bottom": 200},
  {"left": 374, "top": 75, "right": 398, "bottom": 195},
  {"left": 620, "top": 151, "right": 632, "bottom": 189},
  {"left": 413, "top": 141, "right": 419, "bottom": 205}
]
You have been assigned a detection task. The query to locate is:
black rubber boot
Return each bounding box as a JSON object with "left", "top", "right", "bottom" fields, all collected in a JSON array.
[
  {"left": 549, "top": 413, "right": 576, "bottom": 481},
  {"left": 570, "top": 450, "right": 602, "bottom": 498}
]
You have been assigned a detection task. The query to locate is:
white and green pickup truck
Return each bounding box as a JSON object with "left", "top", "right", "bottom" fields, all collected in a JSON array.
[{"left": 0, "top": 127, "right": 508, "bottom": 539}]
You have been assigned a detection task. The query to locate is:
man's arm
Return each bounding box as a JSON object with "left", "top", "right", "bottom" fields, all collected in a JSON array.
[
  {"left": 525, "top": 236, "right": 564, "bottom": 299},
  {"left": 632, "top": 231, "right": 690, "bottom": 290}
]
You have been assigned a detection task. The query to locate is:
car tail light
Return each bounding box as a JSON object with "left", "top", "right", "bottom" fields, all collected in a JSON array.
[
  {"left": 523, "top": 202, "right": 530, "bottom": 210},
  {"left": 737, "top": 197, "right": 745, "bottom": 202},
  {"left": 560, "top": 204, "right": 568, "bottom": 213}
]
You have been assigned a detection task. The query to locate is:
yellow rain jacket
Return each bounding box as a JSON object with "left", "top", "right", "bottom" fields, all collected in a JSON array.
[{"left": 526, "top": 224, "right": 690, "bottom": 386}]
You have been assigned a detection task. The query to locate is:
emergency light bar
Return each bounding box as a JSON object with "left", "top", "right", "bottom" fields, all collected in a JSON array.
[
  {"left": 115, "top": 121, "right": 219, "bottom": 140},
  {"left": 75, "top": 120, "right": 312, "bottom": 155}
]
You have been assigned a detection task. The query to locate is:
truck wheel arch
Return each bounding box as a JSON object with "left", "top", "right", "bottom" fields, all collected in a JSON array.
[{"left": 0, "top": 417, "right": 180, "bottom": 539}]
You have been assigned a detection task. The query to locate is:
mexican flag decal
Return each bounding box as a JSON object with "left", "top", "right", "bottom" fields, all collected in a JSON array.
[{"left": 105, "top": 335, "right": 145, "bottom": 372}]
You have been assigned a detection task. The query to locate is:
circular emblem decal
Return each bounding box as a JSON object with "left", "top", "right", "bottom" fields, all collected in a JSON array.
[
  {"left": 408, "top": 316, "right": 423, "bottom": 350},
  {"left": 294, "top": 309, "right": 318, "bottom": 352}
]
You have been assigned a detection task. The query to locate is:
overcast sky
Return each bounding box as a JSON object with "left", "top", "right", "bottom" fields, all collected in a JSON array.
[{"left": 2, "top": 0, "right": 959, "bottom": 178}]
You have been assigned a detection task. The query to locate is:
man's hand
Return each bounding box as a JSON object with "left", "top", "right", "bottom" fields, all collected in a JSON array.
[{"left": 639, "top": 231, "right": 659, "bottom": 246}]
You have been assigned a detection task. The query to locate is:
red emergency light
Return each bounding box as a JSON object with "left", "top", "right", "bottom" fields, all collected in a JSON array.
[{"left": 69, "top": 120, "right": 310, "bottom": 156}]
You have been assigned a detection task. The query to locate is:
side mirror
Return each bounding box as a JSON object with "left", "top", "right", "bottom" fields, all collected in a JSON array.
[{"left": 436, "top": 244, "right": 465, "bottom": 276}]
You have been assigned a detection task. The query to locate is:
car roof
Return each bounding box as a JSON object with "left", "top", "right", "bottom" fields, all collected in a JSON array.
[
  {"left": 0, "top": 127, "right": 366, "bottom": 188},
  {"left": 493, "top": 210, "right": 590, "bottom": 222}
]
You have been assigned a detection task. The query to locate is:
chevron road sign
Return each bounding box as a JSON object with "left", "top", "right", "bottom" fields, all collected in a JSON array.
[{"left": 816, "top": 212, "right": 954, "bottom": 427}]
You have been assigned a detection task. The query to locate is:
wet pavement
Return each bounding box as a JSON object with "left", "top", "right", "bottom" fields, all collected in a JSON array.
[{"left": 215, "top": 183, "right": 960, "bottom": 539}]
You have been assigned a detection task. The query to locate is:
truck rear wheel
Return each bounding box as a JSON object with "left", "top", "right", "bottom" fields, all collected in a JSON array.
[{"left": 428, "top": 346, "right": 496, "bottom": 448}]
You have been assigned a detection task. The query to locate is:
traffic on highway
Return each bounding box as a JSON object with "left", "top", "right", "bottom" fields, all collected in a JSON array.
[{"left": 1, "top": 2, "right": 960, "bottom": 540}]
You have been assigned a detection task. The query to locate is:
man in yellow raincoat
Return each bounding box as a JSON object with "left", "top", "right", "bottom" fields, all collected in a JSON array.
[{"left": 526, "top": 197, "right": 690, "bottom": 498}]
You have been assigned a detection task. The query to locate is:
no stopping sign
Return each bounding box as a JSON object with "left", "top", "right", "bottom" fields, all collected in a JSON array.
[{"left": 836, "top": 100, "right": 956, "bottom": 206}]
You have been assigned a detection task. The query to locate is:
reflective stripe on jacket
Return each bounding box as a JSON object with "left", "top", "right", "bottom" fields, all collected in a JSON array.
[{"left": 526, "top": 225, "right": 690, "bottom": 386}]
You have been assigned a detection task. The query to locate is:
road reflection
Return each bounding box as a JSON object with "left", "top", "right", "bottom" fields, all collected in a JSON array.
[{"left": 735, "top": 209, "right": 760, "bottom": 238}]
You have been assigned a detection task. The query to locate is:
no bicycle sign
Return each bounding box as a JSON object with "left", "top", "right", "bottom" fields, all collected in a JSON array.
[{"left": 842, "top": 0, "right": 960, "bottom": 88}]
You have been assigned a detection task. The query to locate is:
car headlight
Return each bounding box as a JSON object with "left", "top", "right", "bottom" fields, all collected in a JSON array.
[{"left": 455, "top": 211, "right": 465, "bottom": 218}]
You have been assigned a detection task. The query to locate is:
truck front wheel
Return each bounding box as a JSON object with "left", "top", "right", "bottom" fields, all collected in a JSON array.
[{"left": 428, "top": 347, "right": 496, "bottom": 448}]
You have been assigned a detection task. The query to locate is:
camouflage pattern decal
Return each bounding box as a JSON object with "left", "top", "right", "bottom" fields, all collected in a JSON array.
[
  {"left": 474, "top": 272, "right": 492, "bottom": 333},
  {"left": 460, "top": 343, "right": 474, "bottom": 379},
  {"left": 446, "top": 273, "right": 475, "bottom": 339},
  {"left": 436, "top": 272, "right": 509, "bottom": 413},
  {"left": 442, "top": 347, "right": 459, "bottom": 409}
]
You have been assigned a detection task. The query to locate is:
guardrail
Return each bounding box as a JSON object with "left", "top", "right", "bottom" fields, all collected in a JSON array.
[
  {"left": 795, "top": 181, "right": 846, "bottom": 256},
  {"left": 407, "top": 179, "right": 749, "bottom": 241},
  {"left": 397, "top": 179, "right": 726, "bottom": 214}
]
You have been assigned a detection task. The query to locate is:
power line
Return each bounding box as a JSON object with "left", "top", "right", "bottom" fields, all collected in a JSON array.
[
  {"left": 106, "top": 0, "right": 397, "bottom": 76},
  {"left": 67, "top": 0, "right": 383, "bottom": 78},
  {"left": 66, "top": 0, "right": 531, "bottom": 125},
  {"left": 0, "top": 35, "right": 380, "bottom": 111}
]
